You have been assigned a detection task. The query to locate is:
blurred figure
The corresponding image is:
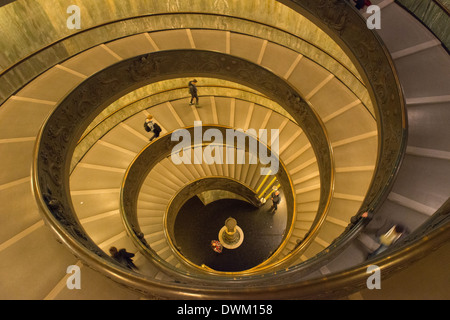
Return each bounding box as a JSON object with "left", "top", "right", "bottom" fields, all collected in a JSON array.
[{"left": 109, "top": 246, "right": 138, "bottom": 270}]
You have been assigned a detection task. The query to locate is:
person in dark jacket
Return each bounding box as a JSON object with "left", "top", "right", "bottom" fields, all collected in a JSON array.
[
  {"left": 188, "top": 79, "right": 199, "bottom": 106},
  {"left": 109, "top": 246, "right": 138, "bottom": 270},
  {"left": 144, "top": 115, "right": 162, "bottom": 141},
  {"left": 354, "top": 0, "right": 366, "bottom": 10},
  {"left": 270, "top": 190, "right": 281, "bottom": 212}
]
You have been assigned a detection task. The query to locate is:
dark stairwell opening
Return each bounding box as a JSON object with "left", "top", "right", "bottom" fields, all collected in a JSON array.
[{"left": 173, "top": 194, "right": 287, "bottom": 272}]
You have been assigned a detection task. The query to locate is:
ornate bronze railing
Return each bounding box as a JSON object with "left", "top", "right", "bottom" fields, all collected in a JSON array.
[
  {"left": 120, "top": 125, "right": 297, "bottom": 276},
  {"left": 30, "top": 0, "right": 417, "bottom": 299},
  {"left": 0, "top": 11, "right": 366, "bottom": 109},
  {"left": 32, "top": 48, "right": 333, "bottom": 294},
  {"left": 395, "top": 0, "right": 450, "bottom": 51}
]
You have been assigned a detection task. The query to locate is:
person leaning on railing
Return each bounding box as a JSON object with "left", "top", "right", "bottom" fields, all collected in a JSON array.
[{"left": 109, "top": 246, "right": 139, "bottom": 271}]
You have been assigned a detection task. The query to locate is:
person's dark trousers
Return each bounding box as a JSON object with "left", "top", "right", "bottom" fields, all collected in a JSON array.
[
  {"left": 150, "top": 131, "right": 160, "bottom": 141},
  {"left": 190, "top": 94, "right": 199, "bottom": 105}
]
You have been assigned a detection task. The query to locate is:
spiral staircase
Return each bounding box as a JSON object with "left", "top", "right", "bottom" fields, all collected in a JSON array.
[{"left": 0, "top": 0, "right": 449, "bottom": 300}]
